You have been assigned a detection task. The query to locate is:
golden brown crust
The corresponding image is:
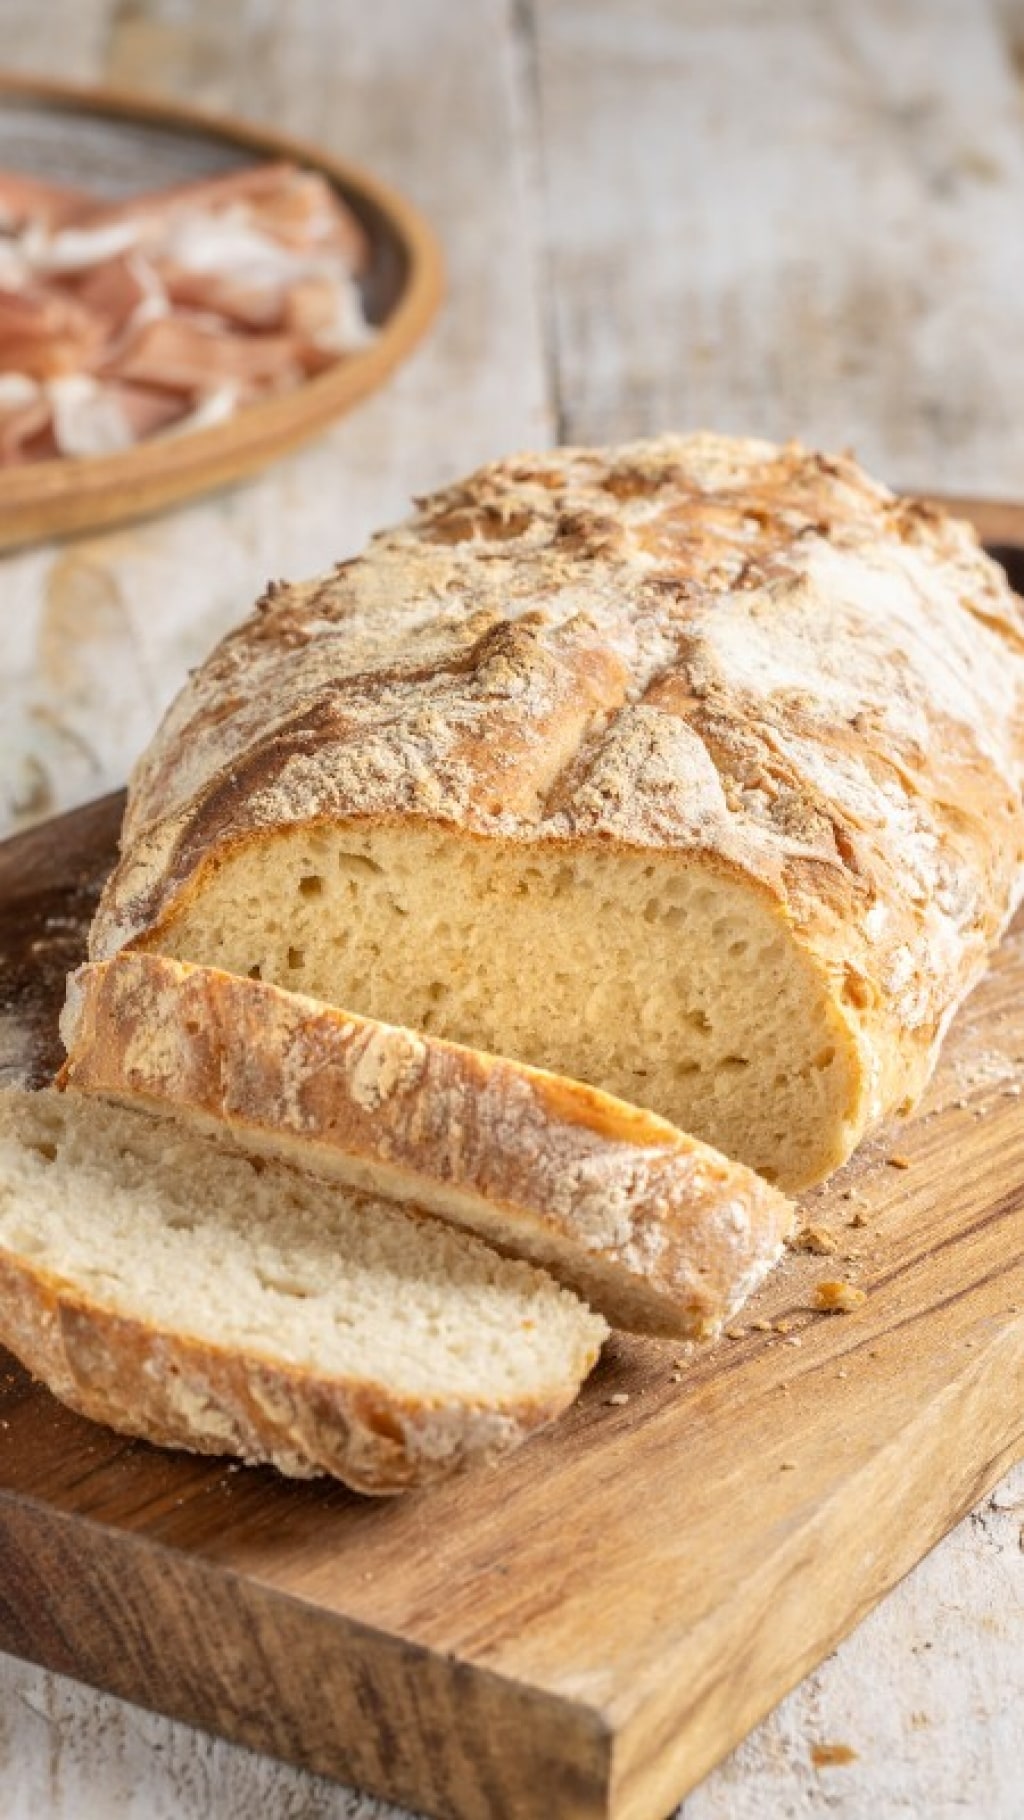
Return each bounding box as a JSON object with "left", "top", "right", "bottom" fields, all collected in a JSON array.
[
  {"left": 88, "top": 432, "right": 1024, "bottom": 1146},
  {"left": 61, "top": 953, "right": 793, "bottom": 1338},
  {"left": 0, "top": 1222, "right": 577, "bottom": 1497}
]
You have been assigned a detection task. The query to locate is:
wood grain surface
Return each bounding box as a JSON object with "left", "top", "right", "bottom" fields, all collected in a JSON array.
[
  {"left": 0, "top": 784, "right": 1022, "bottom": 1820},
  {"left": 2, "top": 2, "right": 1024, "bottom": 1818}
]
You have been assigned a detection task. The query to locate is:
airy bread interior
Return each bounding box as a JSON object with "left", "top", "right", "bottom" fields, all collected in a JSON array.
[
  {"left": 154, "top": 824, "right": 863, "bottom": 1188},
  {"left": 0, "top": 1089, "right": 605, "bottom": 1410}
]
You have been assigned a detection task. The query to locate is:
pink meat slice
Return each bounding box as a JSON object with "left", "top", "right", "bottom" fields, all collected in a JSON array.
[
  {"left": 67, "top": 252, "right": 162, "bottom": 341},
  {"left": 0, "top": 170, "right": 93, "bottom": 231},
  {"left": 0, "top": 394, "right": 51, "bottom": 464},
  {"left": 243, "top": 170, "right": 369, "bottom": 267},
  {"left": 78, "top": 162, "right": 367, "bottom": 263},
  {"left": 159, "top": 264, "right": 288, "bottom": 331},
  {"left": 105, "top": 314, "right": 304, "bottom": 394},
  {"left": 105, "top": 379, "right": 190, "bottom": 439},
  {"left": 0, "top": 285, "right": 106, "bottom": 378}
]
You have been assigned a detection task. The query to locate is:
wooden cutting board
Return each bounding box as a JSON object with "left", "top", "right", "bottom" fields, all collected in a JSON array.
[{"left": 0, "top": 777, "right": 1022, "bottom": 1820}]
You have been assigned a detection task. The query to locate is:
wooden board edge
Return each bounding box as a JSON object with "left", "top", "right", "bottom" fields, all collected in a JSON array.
[
  {"left": 0, "top": 1485, "right": 614, "bottom": 1820},
  {"left": 922, "top": 492, "right": 1024, "bottom": 548},
  {"left": 0, "top": 70, "right": 444, "bottom": 551},
  {"left": 605, "top": 1316, "right": 1024, "bottom": 1820}
]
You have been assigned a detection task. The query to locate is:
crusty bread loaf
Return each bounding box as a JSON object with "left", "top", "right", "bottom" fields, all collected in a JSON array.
[
  {"left": 87, "top": 434, "right": 1024, "bottom": 1188},
  {"left": 0, "top": 1087, "right": 606, "bottom": 1493},
  {"left": 60, "top": 952, "right": 794, "bottom": 1339}
]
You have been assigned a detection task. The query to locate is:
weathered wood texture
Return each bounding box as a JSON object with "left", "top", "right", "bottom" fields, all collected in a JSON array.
[
  {"left": 1, "top": 0, "right": 1023, "bottom": 1817},
  {"left": 533, "top": 0, "right": 1024, "bottom": 496},
  {"left": 0, "top": 795, "right": 1022, "bottom": 1820}
]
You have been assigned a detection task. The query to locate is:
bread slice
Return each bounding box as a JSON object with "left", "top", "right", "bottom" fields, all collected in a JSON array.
[
  {"left": 0, "top": 1087, "right": 606, "bottom": 1494},
  {"left": 60, "top": 953, "right": 794, "bottom": 1339},
  {"left": 88, "top": 435, "right": 1024, "bottom": 1190}
]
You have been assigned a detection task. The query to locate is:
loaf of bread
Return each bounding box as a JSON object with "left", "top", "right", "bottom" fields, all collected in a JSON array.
[
  {"left": 60, "top": 952, "right": 794, "bottom": 1339},
  {"left": 87, "top": 434, "right": 1024, "bottom": 1188},
  {"left": 0, "top": 1087, "right": 606, "bottom": 1492}
]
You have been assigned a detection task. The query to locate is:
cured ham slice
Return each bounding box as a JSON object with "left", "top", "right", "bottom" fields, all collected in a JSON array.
[
  {"left": 108, "top": 315, "right": 305, "bottom": 395},
  {"left": 0, "top": 159, "right": 372, "bottom": 463},
  {"left": 0, "top": 171, "right": 91, "bottom": 232},
  {"left": 0, "top": 285, "right": 106, "bottom": 378}
]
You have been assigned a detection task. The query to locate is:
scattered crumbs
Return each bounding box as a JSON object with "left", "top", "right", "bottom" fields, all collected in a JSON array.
[
  {"left": 1009, "top": 1304, "right": 1021, "bottom": 1315},
  {"left": 783, "top": 1336, "right": 803, "bottom": 1347},
  {"left": 779, "top": 1460, "right": 797, "bottom": 1472},
  {"left": 773, "top": 1317, "right": 795, "bottom": 1334},
  {"left": 848, "top": 1211, "right": 869, "bottom": 1229},
  {"left": 887, "top": 1153, "right": 912, "bottom": 1170},
  {"left": 841, "top": 1188, "right": 857, "bottom": 1201},
  {"left": 778, "top": 1382, "right": 791, "bottom": 1394},
  {"left": 724, "top": 1327, "right": 746, "bottom": 1341},
  {"left": 816, "top": 1280, "right": 868, "bottom": 1313},
  {"left": 1005, "top": 1085, "right": 1022, "bottom": 1098},
  {"left": 954, "top": 1097, "right": 969, "bottom": 1110},
  {"left": 750, "top": 1318, "right": 773, "bottom": 1332},
  {"left": 607, "top": 1392, "right": 630, "bottom": 1407},
  {"left": 791, "top": 1223, "right": 839, "bottom": 1255},
  {"left": 670, "top": 1370, "right": 684, "bottom": 1383},
  {"left": 910, "top": 1711, "right": 931, "bottom": 1730},
  {"left": 836, "top": 1368, "right": 849, "bottom": 1379},
  {"left": 811, "top": 1742, "right": 859, "bottom": 1768}
]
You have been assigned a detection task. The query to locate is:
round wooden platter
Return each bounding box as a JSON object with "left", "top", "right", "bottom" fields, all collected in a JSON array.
[{"left": 0, "top": 72, "right": 444, "bottom": 551}]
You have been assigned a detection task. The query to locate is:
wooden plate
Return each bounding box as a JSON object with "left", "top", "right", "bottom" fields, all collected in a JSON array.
[{"left": 0, "top": 71, "right": 444, "bottom": 550}]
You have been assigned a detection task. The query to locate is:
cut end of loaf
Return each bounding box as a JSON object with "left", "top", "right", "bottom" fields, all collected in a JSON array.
[
  {"left": 62, "top": 951, "right": 796, "bottom": 1341},
  {"left": 0, "top": 1088, "right": 606, "bottom": 1494},
  {"left": 151, "top": 824, "right": 867, "bottom": 1190}
]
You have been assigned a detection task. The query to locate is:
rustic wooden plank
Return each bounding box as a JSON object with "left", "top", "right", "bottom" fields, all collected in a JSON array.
[
  {"left": 0, "top": 796, "right": 1022, "bottom": 1820},
  {"left": 532, "top": 0, "right": 1024, "bottom": 498},
  {"left": 0, "top": 0, "right": 112, "bottom": 76}
]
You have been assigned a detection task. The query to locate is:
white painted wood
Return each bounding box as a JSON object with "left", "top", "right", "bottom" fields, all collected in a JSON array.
[
  {"left": 1, "top": 1, "right": 1022, "bottom": 1816},
  {"left": 532, "top": 0, "right": 1024, "bottom": 497}
]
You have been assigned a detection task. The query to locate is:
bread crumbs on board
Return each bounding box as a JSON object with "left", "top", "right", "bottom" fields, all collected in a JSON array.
[
  {"left": 810, "top": 1742, "right": 859, "bottom": 1768},
  {"left": 816, "top": 1280, "right": 868, "bottom": 1312},
  {"left": 790, "top": 1223, "right": 840, "bottom": 1255}
]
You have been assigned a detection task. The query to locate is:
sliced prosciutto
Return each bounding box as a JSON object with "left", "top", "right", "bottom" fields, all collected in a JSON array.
[{"left": 0, "top": 159, "right": 372, "bottom": 462}]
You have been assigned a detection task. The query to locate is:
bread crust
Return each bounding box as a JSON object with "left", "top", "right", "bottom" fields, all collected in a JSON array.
[
  {"left": 60, "top": 953, "right": 794, "bottom": 1338},
  {"left": 0, "top": 1242, "right": 572, "bottom": 1493},
  {"left": 87, "top": 433, "right": 1024, "bottom": 1159}
]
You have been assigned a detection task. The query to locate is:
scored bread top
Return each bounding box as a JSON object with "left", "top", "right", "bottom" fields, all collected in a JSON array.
[
  {"left": 60, "top": 951, "right": 795, "bottom": 1339},
  {"left": 89, "top": 433, "right": 1024, "bottom": 1114}
]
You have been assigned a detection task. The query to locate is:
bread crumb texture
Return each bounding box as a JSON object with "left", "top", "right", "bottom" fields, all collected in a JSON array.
[{"left": 0, "top": 1088, "right": 606, "bottom": 1493}]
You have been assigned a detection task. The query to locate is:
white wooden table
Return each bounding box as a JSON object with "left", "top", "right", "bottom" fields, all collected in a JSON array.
[{"left": 2, "top": 2, "right": 1023, "bottom": 1814}]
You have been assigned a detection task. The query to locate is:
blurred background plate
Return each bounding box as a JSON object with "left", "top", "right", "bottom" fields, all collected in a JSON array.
[{"left": 0, "top": 70, "right": 443, "bottom": 551}]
